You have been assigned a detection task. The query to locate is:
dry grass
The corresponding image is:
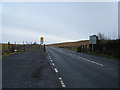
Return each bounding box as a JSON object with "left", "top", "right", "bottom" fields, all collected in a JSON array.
[
  {"left": 1, "top": 43, "right": 24, "bottom": 58},
  {"left": 47, "top": 40, "right": 89, "bottom": 48}
]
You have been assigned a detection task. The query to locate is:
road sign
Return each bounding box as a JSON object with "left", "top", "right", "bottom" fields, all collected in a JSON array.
[
  {"left": 89, "top": 35, "right": 98, "bottom": 44},
  {"left": 40, "top": 37, "right": 44, "bottom": 44},
  {"left": 89, "top": 35, "right": 98, "bottom": 52}
]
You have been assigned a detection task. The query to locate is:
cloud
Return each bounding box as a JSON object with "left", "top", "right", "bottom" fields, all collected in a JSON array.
[
  {"left": 2, "top": 25, "right": 69, "bottom": 44},
  {"left": 2, "top": 2, "right": 118, "bottom": 44},
  {"left": 2, "top": 5, "right": 83, "bottom": 42}
]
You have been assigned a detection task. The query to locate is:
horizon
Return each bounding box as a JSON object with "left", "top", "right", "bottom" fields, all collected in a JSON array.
[{"left": 1, "top": 2, "right": 118, "bottom": 44}]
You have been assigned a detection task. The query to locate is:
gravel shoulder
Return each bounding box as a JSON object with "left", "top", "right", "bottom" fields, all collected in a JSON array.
[{"left": 2, "top": 46, "right": 61, "bottom": 88}]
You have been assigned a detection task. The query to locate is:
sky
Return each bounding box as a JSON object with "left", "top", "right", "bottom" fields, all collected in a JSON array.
[{"left": 1, "top": 2, "right": 118, "bottom": 44}]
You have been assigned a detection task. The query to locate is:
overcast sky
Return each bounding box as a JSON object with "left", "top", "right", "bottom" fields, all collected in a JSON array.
[{"left": 1, "top": 2, "right": 118, "bottom": 44}]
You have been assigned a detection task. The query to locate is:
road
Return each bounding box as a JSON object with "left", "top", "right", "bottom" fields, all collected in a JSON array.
[
  {"left": 2, "top": 46, "right": 61, "bottom": 88},
  {"left": 46, "top": 46, "right": 118, "bottom": 88}
]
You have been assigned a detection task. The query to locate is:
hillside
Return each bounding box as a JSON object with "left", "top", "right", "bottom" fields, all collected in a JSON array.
[{"left": 46, "top": 40, "right": 89, "bottom": 48}]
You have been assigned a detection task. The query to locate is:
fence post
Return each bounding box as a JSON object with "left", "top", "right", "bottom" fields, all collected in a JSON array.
[
  {"left": 23, "top": 41, "right": 25, "bottom": 52},
  {"left": 11, "top": 44, "right": 14, "bottom": 52},
  {"left": 14, "top": 42, "right": 16, "bottom": 51},
  {"left": 92, "top": 44, "right": 94, "bottom": 52}
]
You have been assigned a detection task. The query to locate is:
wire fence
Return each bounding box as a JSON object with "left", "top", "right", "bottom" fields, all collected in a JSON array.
[
  {"left": 2, "top": 42, "right": 26, "bottom": 55},
  {"left": 1, "top": 42, "right": 46, "bottom": 55},
  {"left": 77, "top": 39, "right": 120, "bottom": 58}
]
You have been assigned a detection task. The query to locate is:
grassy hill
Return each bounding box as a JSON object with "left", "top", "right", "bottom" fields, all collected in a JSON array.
[{"left": 46, "top": 40, "right": 89, "bottom": 49}]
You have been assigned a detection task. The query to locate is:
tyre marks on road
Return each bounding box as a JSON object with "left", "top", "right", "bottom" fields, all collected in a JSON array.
[{"left": 47, "top": 50, "right": 66, "bottom": 88}]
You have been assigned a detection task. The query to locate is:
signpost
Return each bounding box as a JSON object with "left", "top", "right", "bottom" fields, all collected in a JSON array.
[
  {"left": 89, "top": 35, "right": 98, "bottom": 52},
  {"left": 44, "top": 44, "right": 45, "bottom": 52},
  {"left": 40, "top": 37, "right": 44, "bottom": 45},
  {"left": 40, "top": 37, "right": 45, "bottom": 52}
]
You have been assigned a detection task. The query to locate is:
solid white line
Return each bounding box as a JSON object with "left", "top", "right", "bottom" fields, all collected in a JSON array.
[
  {"left": 54, "top": 68, "right": 58, "bottom": 73},
  {"left": 68, "top": 53, "right": 104, "bottom": 66},
  {"left": 78, "top": 56, "right": 104, "bottom": 67}
]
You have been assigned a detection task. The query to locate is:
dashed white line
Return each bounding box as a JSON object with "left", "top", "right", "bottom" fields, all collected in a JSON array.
[
  {"left": 59, "top": 77, "right": 62, "bottom": 80},
  {"left": 52, "top": 63, "right": 55, "bottom": 66},
  {"left": 50, "top": 60, "right": 53, "bottom": 62},
  {"left": 54, "top": 68, "right": 58, "bottom": 73},
  {"left": 60, "top": 81, "right": 66, "bottom": 87},
  {"left": 58, "top": 77, "right": 66, "bottom": 88},
  {"left": 47, "top": 49, "right": 66, "bottom": 88}
]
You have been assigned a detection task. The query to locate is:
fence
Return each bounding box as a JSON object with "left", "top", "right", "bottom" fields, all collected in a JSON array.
[
  {"left": 77, "top": 39, "right": 120, "bottom": 58},
  {"left": 91, "top": 39, "right": 120, "bottom": 58},
  {"left": 2, "top": 42, "right": 26, "bottom": 55}
]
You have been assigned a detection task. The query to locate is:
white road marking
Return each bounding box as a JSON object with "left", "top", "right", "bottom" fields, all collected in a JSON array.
[
  {"left": 68, "top": 53, "right": 104, "bottom": 67},
  {"left": 54, "top": 68, "right": 58, "bottom": 73},
  {"left": 59, "top": 77, "right": 62, "bottom": 80},
  {"left": 48, "top": 55, "right": 52, "bottom": 59},
  {"left": 52, "top": 63, "right": 55, "bottom": 66},
  {"left": 60, "top": 81, "right": 66, "bottom": 87},
  {"left": 58, "top": 49, "right": 63, "bottom": 53},
  {"left": 47, "top": 48, "right": 66, "bottom": 88},
  {"left": 50, "top": 60, "right": 53, "bottom": 62},
  {"left": 77, "top": 56, "right": 104, "bottom": 67},
  {"left": 58, "top": 77, "right": 66, "bottom": 88}
]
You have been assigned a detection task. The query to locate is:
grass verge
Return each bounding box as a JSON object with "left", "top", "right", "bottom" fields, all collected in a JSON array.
[{"left": 61, "top": 47, "right": 119, "bottom": 60}]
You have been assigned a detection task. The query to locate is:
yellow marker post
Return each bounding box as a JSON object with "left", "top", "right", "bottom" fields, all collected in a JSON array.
[{"left": 40, "top": 37, "right": 44, "bottom": 45}]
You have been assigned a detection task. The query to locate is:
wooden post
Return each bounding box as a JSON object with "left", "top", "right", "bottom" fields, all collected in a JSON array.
[
  {"left": 92, "top": 44, "right": 94, "bottom": 52},
  {"left": 11, "top": 44, "right": 14, "bottom": 52}
]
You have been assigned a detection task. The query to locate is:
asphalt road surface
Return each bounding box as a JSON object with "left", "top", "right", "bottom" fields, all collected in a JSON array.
[
  {"left": 46, "top": 46, "right": 118, "bottom": 88},
  {"left": 2, "top": 46, "right": 61, "bottom": 88}
]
